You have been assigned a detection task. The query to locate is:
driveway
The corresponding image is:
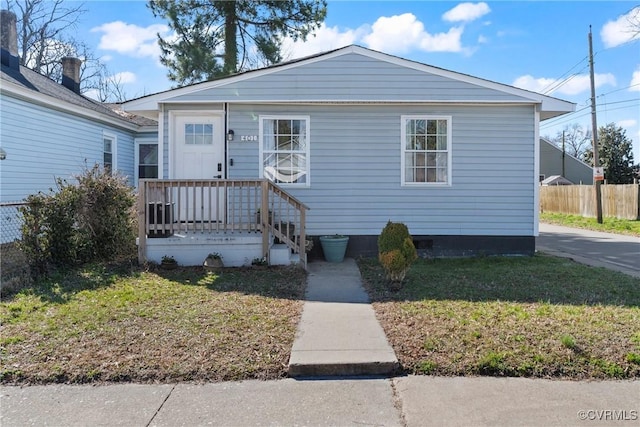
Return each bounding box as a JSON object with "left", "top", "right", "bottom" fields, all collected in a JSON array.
[{"left": 537, "top": 222, "right": 640, "bottom": 278}]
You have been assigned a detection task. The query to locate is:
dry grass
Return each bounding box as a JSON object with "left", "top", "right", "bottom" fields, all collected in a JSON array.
[
  {"left": 359, "top": 255, "right": 640, "bottom": 379},
  {"left": 1, "top": 263, "right": 306, "bottom": 384}
]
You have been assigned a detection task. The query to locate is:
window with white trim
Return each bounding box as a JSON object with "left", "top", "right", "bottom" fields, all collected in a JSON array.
[
  {"left": 401, "top": 116, "right": 451, "bottom": 185},
  {"left": 260, "top": 115, "right": 310, "bottom": 186},
  {"left": 135, "top": 139, "right": 159, "bottom": 186},
  {"left": 103, "top": 133, "right": 116, "bottom": 174}
]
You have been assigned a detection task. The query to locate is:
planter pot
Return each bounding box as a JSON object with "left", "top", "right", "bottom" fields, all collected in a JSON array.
[
  {"left": 203, "top": 256, "right": 224, "bottom": 272},
  {"left": 319, "top": 235, "right": 349, "bottom": 263},
  {"left": 161, "top": 261, "right": 178, "bottom": 270}
]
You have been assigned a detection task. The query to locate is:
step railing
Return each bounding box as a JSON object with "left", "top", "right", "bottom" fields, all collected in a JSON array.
[{"left": 137, "top": 179, "right": 308, "bottom": 267}]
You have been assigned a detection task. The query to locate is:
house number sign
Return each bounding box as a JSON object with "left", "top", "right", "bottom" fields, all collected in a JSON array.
[{"left": 241, "top": 135, "right": 258, "bottom": 141}]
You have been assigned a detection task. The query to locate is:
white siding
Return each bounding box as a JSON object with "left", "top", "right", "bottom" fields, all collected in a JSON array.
[
  {"left": 227, "top": 103, "right": 536, "bottom": 237},
  {"left": 0, "top": 95, "right": 136, "bottom": 202}
]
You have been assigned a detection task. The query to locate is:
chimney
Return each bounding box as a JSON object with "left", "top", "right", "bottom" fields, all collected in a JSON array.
[
  {"left": 61, "top": 56, "right": 82, "bottom": 94},
  {"left": 1, "top": 10, "right": 19, "bottom": 69}
]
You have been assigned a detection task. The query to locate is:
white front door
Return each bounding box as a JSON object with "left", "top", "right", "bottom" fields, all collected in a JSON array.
[{"left": 172, "top": 112, "right": 225, "bottom": 222}]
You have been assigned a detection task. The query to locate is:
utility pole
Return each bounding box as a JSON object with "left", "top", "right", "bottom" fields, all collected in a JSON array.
[
  {"left": 588, "top": 25, "right": 603, "bottom": 223},
  {"left": 562, "top": 130, "right": 566, "bottom": 178}
]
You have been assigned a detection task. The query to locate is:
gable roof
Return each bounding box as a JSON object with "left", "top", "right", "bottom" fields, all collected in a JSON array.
[
  {"left": 123, "top": 45, "right": 575, "bottom": 120},
  {"left": 541, "top": 175, "right": 574, "bottom": 185},
  {"left": 1, "top": 62, "right": 156, "bottom": 130}
]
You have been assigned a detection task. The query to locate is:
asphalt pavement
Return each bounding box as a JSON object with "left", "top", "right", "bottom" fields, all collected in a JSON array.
[{"left": 537, "top": 222, "right": 640, "bottom": 278}]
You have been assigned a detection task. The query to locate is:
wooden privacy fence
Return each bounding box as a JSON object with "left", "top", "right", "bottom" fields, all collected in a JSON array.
[{"left": 540, "top": 184, "right": 640, "bottom": 220}]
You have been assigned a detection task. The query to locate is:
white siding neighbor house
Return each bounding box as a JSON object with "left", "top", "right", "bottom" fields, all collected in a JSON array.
[{"left": 123, "top": 45, "right": 575, "bottom": 266}]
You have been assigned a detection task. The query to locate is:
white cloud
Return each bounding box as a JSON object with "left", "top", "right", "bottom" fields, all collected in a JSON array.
[
  {"left": 617, "top": 119, "right": 638, "bottom": 128},
  {"left": 110, "top": 71, "right": 136, "bottom": 84},
  {"left": 279, "top": 12, "right": 483, "bottom": 61},
  {"left": 442, "top": 2, "right": 491, "bottom": 23},
  {"left": 281, "top": 23, "right": 365, "bottom": 60},
  {"left": 477, "top": 35, "right": 488, "bottom": 44},
  {"left": 512, "top": 73, "right": 617, "bottom": 95},
  {"left": 600, "top": 6, "right": 640, "bottom": 48},
  {"left": 630, "top": 66, "right": 640, "bottom": 91},
  {"left": 363, "top": 13, "right": 464, "bottom": 54},
  {"left": 91, "top": 21, "right": 170, "bottom": 59}
]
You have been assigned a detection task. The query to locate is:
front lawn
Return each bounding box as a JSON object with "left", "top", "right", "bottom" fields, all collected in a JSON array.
[
  {"left": 0, "top": 264, "right": 306, "bottom": 384},
  {"left": 359, "top": 255, "right": 640, "bottom": 379}
]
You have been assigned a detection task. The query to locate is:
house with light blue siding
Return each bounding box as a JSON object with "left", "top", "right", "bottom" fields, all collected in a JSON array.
[
  {"left": 123, "top": 45, "right": 575, "bottom": 265},
  {"left": 0, "top": 10, "right": 157, "bottom": 206}
]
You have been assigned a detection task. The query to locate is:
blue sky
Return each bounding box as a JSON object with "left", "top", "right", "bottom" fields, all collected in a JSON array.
[{"left": 75, "top": 1, "right": 639, "bottom": 160}]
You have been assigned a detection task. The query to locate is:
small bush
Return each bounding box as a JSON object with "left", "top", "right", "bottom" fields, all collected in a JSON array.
[
  {"left": 377, "top": 221, "right": 417, "bottom": 287},
  {"left": 19, "top": 164, "right": 137, "bottom": 275}
]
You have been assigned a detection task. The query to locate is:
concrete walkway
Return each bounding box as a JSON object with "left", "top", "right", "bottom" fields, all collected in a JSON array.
[{"left": 288, "top": 258, "right": 399, "bottom": 376}]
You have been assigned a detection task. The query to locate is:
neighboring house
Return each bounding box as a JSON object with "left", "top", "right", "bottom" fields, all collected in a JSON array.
[
  {"left": 0, "top": 10, "right": 157, "bottom": 206},
  {"left": 540, "top": 175, "right": 574, "bottom": 186},
  {"left": 539, "top": 137, "right": 593, "bottom": 184},
  {"left": 123, "top": 45, "right": 575, "bottom": 265}
]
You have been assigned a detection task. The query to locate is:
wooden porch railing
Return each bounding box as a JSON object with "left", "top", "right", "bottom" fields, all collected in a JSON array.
[{"left": 137, "top": 179, "right": 309, "bottom": 266}]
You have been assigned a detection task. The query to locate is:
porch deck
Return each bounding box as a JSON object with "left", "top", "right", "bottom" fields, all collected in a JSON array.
[{"left": 137, "top": 179, "right": 308, "bottom": 267}]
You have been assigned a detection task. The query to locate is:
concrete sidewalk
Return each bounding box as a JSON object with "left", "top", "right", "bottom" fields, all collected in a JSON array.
[
  {"left": 288, "top": 258, "right": 399, "bottom": 376},
  {"left": 2, "top": 377, "right": 638, "bottom": 426}
]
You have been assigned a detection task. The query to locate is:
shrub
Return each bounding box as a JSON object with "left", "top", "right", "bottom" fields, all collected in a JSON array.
[
  {"left": 19, "top": 164, "right": 137, "bottom": 275},
  {"left": 377, "top": 221, "right": 417, "bottom": 287}
]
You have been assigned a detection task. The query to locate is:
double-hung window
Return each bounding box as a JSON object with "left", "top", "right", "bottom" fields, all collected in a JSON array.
[
  {"left": 260, "top": 115, "right": 310, "bottom": 186},
  {"left": 103, "top": 133, "right": 116, "bottom": 174},
  {"left": 401, "top": 116, "right": 451, "bottom": 185}
]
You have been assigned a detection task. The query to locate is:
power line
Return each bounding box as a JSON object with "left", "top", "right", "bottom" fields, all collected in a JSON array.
[
  {"left": 597, "top": 83, "right": 640, "bottom": 98},
  {"left": 539, "top": 55, "right": 589, "bottom": 94},
  {"left": 540, "top": 103, "right": 640, "bottom": 130},
  {"left": 542, "top": 64, "right": 591, "bottom": 96}
]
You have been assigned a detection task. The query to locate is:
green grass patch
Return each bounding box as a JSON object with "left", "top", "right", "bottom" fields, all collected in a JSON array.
[
  {"left": 358, "top": 254, "right": 640, "bottom": 379},
  {"left": 540, "top": 212, "right": 640, "bottom": 236},
  {"left": 560, "top": 334, "right": 577, "bottom": 350},
  {"left": 1, "top": 263, "right": 306, "bottom": 384}
]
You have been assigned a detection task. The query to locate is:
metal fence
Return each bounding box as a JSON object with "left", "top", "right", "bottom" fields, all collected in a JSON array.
[{"left": 1, "top": 202, "right": 31, "bottom": 293}]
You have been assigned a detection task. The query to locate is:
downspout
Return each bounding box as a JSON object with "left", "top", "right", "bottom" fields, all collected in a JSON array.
[{"left": 224, "top": 102, "right": 229, "bottom": 179}]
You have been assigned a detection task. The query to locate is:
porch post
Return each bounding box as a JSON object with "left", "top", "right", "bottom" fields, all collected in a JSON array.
[
  {"left": 261, "top": 180, "right": 270, "bottom": 261},
  {"left": 299, "top": 207, "right": 306, "bottom": 268},
  {"left": 137, "top": 180, "right": 147, "bottom": 265}
]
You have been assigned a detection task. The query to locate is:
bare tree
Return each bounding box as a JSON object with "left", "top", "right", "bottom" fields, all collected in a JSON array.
[
  {"left": 3, "top": 0, "right": 128, "bottom": 101},
  {"left": 4, "top": 0, "right": 85, "bottom": 71},
  {"left": 627, "top": 5, "right": 640, "bottom": 37},
  {"left": 91, "top": 69, "right": 130, "bottom": 103},
  {"left": 550, "top": 123, "right": 592, "bottom": 160}
]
